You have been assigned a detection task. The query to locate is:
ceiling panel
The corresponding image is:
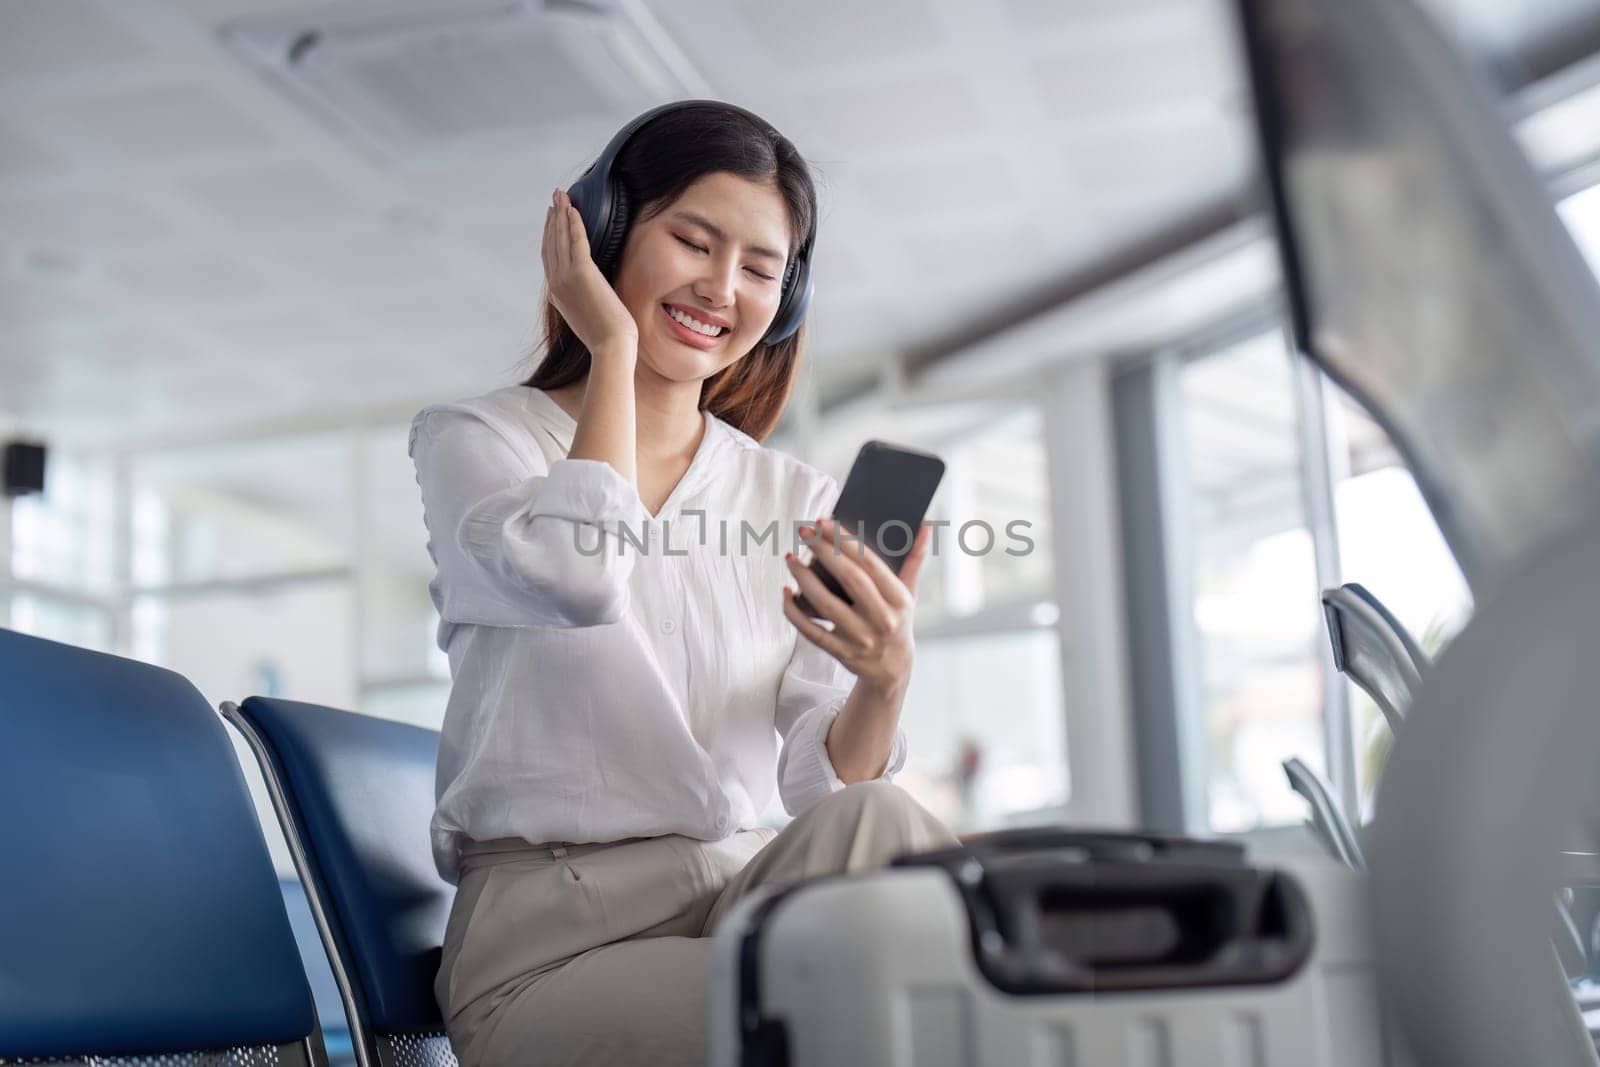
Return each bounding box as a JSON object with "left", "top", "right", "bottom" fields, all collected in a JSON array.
[
  {"left": 794, "top": 70, "right": 988, "bottom": 159},
  {"left": 0, "top": 0, "right": 158, "bottom": 83},
  {"left": 0, "top": 119, "right": 65, "bottom": 178},
  {"left": 181, "top": 158, "right": 369, "bottom": 231},
  {"left": 50, "top": 81, "right": 278, "bottom": 159},
  {"left": 0, "top": 186, "right": 182, "bottom": 247},
  {"left": 742, "top": 0, "right": 948, "bottom": 72},
  {"left": 0, "top": 0, "right": 1322, "bottom": 449},
  {"left": 103, "top": 248, "right": 270, "bottom": 306}
]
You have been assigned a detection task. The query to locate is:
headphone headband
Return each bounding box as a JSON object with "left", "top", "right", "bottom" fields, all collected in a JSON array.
[{"left": 564, "top": 99, "right": 815, "bottom": 348}]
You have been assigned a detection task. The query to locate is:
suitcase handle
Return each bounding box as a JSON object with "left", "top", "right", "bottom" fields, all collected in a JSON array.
[{"left": 894, "top": 830, "right": 1315, "bottom": 994}]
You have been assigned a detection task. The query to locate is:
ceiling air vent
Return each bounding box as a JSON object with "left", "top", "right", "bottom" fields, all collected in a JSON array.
[{"left": 219, "top": 0, "right": 707, "bottom": 164}]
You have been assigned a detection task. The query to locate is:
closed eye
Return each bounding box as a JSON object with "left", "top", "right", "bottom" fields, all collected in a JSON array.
[{"left": 676, "top": 234, "right": 777, "bottom": 282}]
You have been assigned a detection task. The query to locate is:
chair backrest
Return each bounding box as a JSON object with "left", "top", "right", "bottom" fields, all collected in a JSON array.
[
  {"left": 0, "top": 628, "right": 320, "bottom": 1063},
  {"left": 1282, "top": 757, "right": 1366, "bottom": 871},
  {"left": 222, "top": 696, "right": 456, "bottom": 1067},
  {"left": 1321, "top": 582, "right": 1429, "bottom": 733}
]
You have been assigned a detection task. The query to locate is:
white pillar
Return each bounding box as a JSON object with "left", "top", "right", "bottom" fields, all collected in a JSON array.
[{"left": 1044, "top": 361, "right": 1139, "bottom": 828}]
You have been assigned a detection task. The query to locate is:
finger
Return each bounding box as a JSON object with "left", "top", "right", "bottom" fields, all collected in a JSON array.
[
  {"left": 811, "top": 519, "right": 902, "bottom": 627},
  {"left": 555, "top": 190, "right": 572, "bottom": 272},
  {"left": 818, "top": 517, "right": 913, "bottom": 609},
  {"left": 542, "top": 199, "right": 557, "bottom": 273},
  {"left": 786, "top": 551, "right": 874, "bottom": 648},
  {"left": 898, "top": 523, "right": 933, "bottom": 598},
  {"left": 782, "top": 587, "right": 854, "bottom": 663},
  {"left": 544, "top": 212, "right": 560, "bottom": 279},
  {"left": 566, "top": 202, "right": 589, "bottom": 256},
  {"left": 813, "top": 519, "right": 904, "bottom": 624}
]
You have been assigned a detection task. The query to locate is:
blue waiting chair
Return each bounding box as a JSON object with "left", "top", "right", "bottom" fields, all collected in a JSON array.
[
  {"left": 284, "top": 876, "right": 359, "bottom": 1064},
  {"left": 220, "top": 697, "right": 458, "bottom": 1067},
  {"left": 0, "top": 627, "right": 326, "bottom": 1064}
]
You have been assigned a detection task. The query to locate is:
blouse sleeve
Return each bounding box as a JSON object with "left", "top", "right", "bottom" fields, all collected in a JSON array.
[
  {"left": 409, "top": 406, "right": 648, "bottom": 629},
  {"left": 773, "top": 472, "right": 909, "bottom": 817}
]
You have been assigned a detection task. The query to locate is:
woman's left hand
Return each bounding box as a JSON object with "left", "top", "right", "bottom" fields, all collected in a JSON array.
[{"left": 782, "top": 517, "right": 933, "bottom": 696}]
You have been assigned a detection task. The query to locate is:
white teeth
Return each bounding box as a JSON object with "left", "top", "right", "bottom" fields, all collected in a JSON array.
[{"left": 666, "top": 306, "right": 724, "bottom": 337}]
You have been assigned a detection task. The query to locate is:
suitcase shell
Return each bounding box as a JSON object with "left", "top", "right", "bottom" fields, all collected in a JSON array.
[{"left": 709, "top": 829, "right": 1395, "bottom": 1066}]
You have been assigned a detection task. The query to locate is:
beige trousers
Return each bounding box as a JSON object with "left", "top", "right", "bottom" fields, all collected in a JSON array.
[{"left": 435, "top": 780, "right": 962, "bottom": 1066}]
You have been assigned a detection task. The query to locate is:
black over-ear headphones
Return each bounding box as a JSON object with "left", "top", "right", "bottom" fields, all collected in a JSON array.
[{"left": 564, "top": 99, "right": 816, "bottom": 348}]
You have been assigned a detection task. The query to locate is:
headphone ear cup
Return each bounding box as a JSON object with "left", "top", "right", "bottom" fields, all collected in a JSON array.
[
  {"left": 594, "top": 180, "right": 631, "bottom": 280},
  {"left": 762, "top": 251, "right": 813, "bottom": 346}
]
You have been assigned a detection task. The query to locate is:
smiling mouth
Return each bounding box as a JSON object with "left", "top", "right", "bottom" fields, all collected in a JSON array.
[{"left": 661, "top": 303, "right": 729, "bottom": 339}]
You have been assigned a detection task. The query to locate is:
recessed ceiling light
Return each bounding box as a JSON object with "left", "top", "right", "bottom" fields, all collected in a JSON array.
[{"left": 218, "top": 0, "right": 708, "bottom": 166}]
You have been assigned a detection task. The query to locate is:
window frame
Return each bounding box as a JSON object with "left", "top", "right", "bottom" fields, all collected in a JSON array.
[{"left": 1113, "top": 300, "right": 1362, "bottom": 834}]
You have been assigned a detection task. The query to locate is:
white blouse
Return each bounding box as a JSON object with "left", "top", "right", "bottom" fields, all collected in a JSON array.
[{"left": 409, "top": 384, "right": 908, "bottom": 884}]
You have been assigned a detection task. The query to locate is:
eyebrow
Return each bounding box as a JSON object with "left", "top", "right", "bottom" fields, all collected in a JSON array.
[{"left": 669, "top": 210, "right": 787, "bottom": 264}]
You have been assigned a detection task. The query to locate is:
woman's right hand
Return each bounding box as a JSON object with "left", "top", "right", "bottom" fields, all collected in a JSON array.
[{"left": 542, "top": 187, "right": 639, "bottom": 360}]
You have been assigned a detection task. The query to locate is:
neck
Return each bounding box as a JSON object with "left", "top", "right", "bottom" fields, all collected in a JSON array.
[{"left": 574, "top": 362, "right": 705, "bottom": 463}]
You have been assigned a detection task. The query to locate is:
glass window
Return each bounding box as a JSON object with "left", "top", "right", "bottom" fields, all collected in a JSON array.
[
  {"left": 9, "top": 594, "right": 113, "bottom": 653},
  {"left": 1178, "top": 333, "right": 1326, "bottom": 832},
  {"left": 811, "top": 399, "right": 1054, "bottom": 628},
  {"left": 1558, "top": 181, "right": 1600, "bottom": 280},
  {"left": 124, "top": 431, "right": 366, "bottom": 712},
  {"left": 759, "top": 399, "right": 1062, "bottom": 836},
  {"left": 131, "top": 433, "right": 355, "bottom": 587},
  {"left": 10, "top": 449, "right": 116, "bottom": 594},
  {"left": 132, "top": 578, "right": 358, "bottom": 712},
  {"left": 7, "top": 448, "right": 118, "bottom": 653},
  {"left": 897, "top": 627, "right": 1068, "bottom": 836},
  {"left": 362, "top": 679, "right": 452, "bottom": 731},
  {"left": 1327, "top": 392, "right": 1472, "bottom": 644},
  {"left": 959, "top": 408, "right": 1053, "bottom": 613},
  {"left": 358, "top": 424, "right": 448, "bottom": 697},
  {"left": 757, "top": 626, "right": 1066, "bottom": 836},
  {"left": 126, "top": 425, "right": 446, "bottom": 725},
  {"left": 1326, "top": 388, "right": 1472, "bottom": 817}
]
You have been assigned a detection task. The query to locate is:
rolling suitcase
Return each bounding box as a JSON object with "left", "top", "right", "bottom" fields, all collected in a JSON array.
[{"left": 709, "top": 828, "right": 1391, "bottom": 1066}]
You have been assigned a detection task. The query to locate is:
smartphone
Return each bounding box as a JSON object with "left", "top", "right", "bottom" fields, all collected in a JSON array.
[{"left": 794, "top": 440, "right": 946, "bottom": 619}]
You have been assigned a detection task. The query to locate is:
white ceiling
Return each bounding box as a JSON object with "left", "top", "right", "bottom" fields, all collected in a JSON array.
[{"left": 0, "top": 0, "right": 1255, "bottom": 448}]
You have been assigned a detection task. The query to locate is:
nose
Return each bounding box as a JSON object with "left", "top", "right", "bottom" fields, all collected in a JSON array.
[{"left": 692, "top": 252, "right": 738, "bottom": 310}]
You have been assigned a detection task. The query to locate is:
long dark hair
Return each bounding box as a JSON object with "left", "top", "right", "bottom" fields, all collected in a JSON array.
[{"left": 521, "top": 103, "right": 819, "bottom": 443}]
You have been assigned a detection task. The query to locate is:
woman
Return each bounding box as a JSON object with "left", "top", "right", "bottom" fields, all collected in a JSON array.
[{"left": 410, "top": 101, "right": 960, "bottom": 1066}]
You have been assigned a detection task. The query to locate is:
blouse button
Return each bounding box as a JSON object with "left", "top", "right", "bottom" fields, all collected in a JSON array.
[
  {"left": 715, "top": 813, "right": 730, "bottom": 832},
  {"left": 660, "top": 618, "right": 676, "bottom": 635}
]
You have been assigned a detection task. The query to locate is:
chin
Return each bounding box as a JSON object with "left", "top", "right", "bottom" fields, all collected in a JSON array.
[{"left": 639, "top": 345, "right": 712, "bottom": 384}]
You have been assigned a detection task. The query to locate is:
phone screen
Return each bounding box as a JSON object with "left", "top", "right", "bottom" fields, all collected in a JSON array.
[{"left": 795, "top": 440, "right": 945, "bottom": 619}]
